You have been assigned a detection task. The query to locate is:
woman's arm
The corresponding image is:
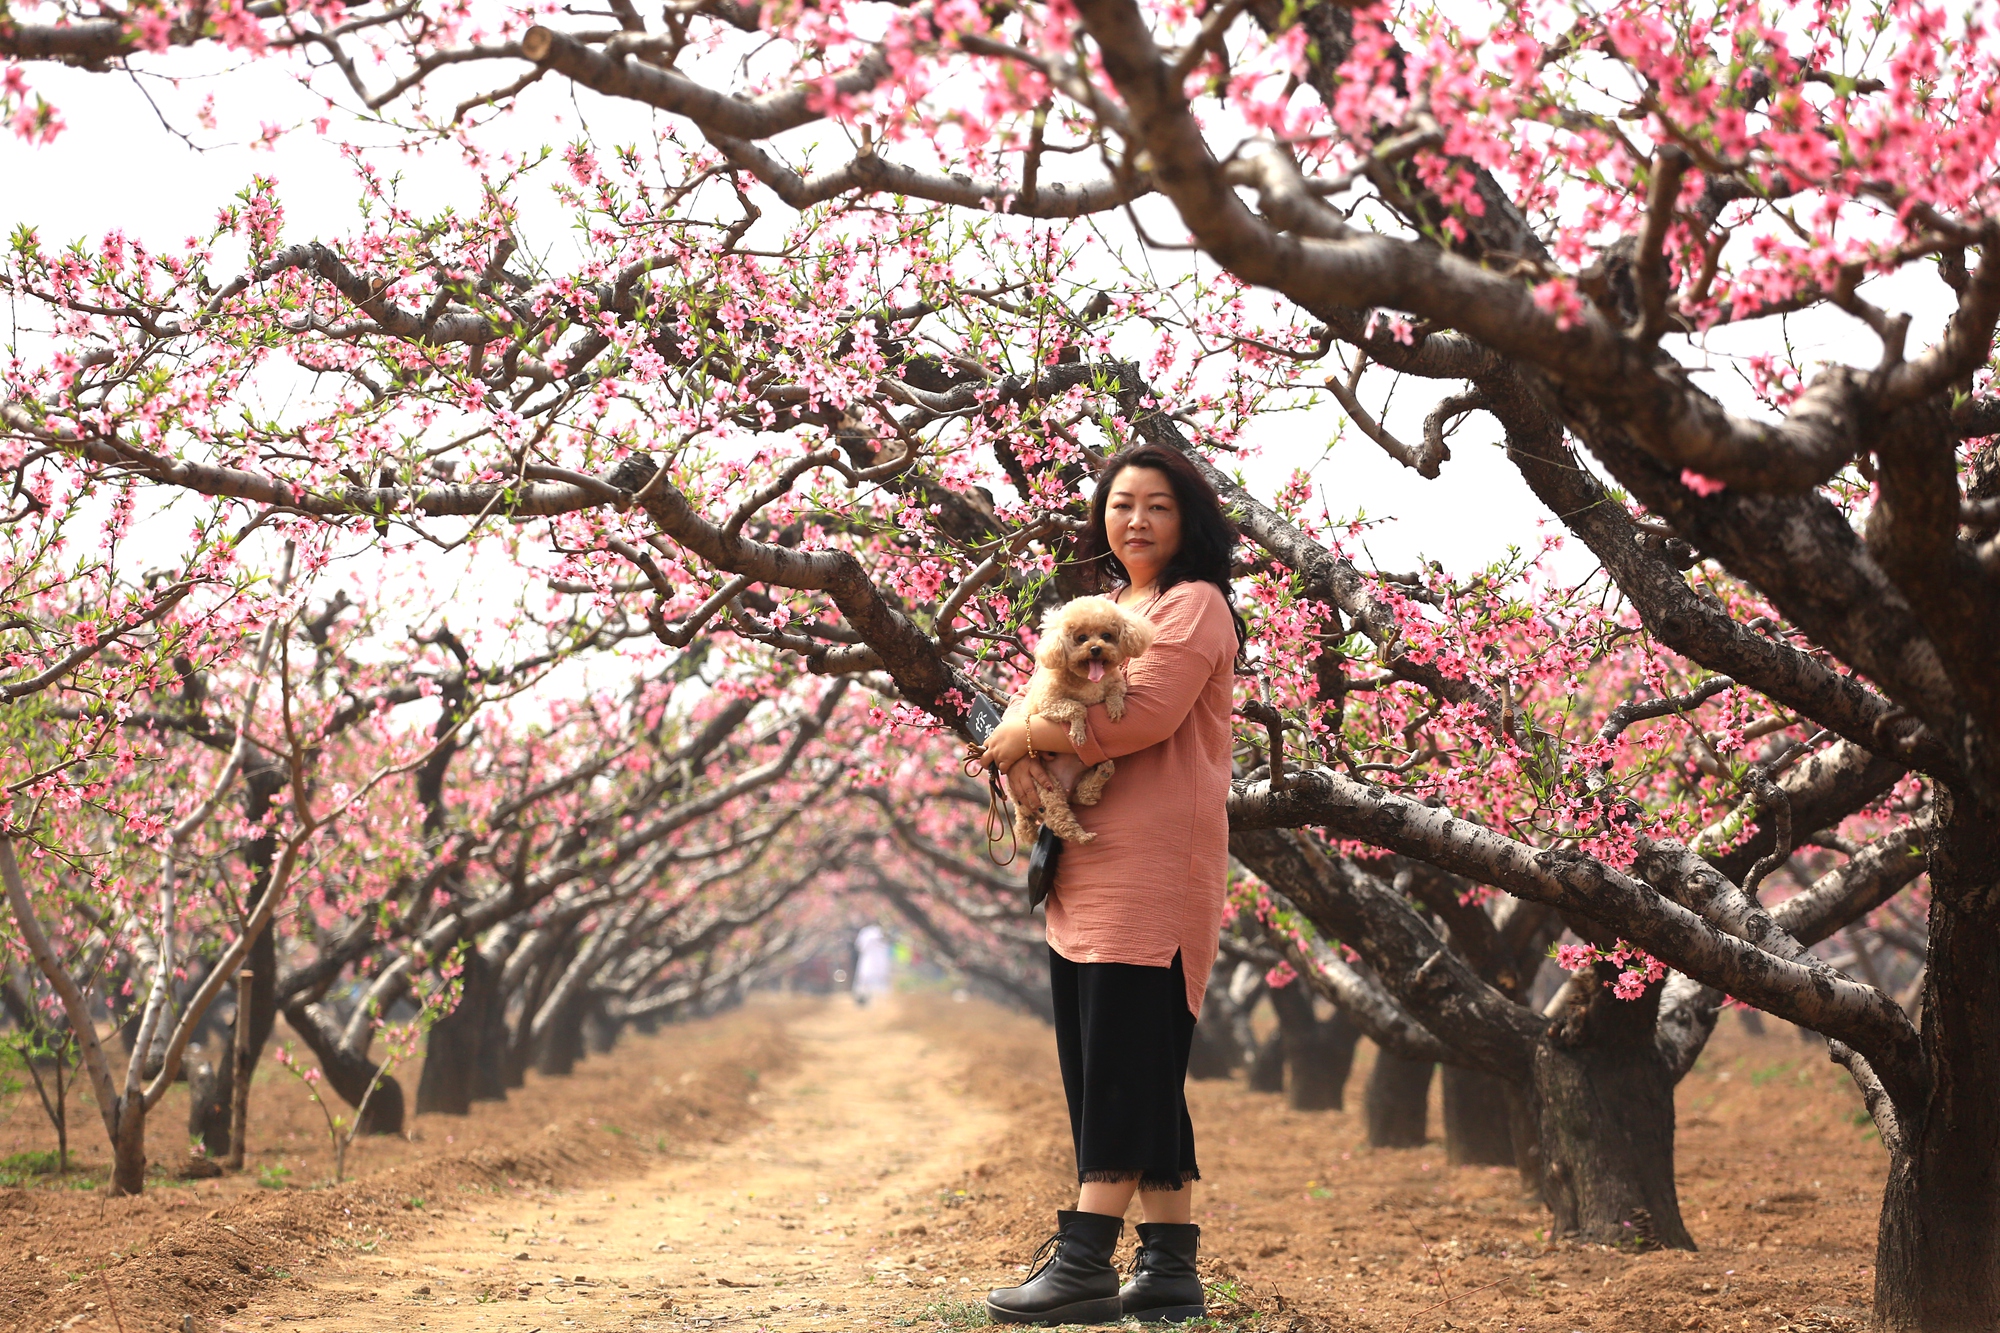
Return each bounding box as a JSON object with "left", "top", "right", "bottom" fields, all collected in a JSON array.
[
  {"left": 1073, "top": 588, "right": 1231, "bottom": 765},
  {"left": 981, "top": 713, "right": 1081, "bottom": 773},
  {"left": 1073, "top": 640, "right": 1213, "bottom": 765},
  {"left": 984, "top": 584, "right": 1227, "bottom": 785}
]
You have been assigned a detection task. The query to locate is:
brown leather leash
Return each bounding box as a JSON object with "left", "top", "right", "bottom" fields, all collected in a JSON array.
[{"left": 963, "top": 746, "right": 1019, "bottom": 867}]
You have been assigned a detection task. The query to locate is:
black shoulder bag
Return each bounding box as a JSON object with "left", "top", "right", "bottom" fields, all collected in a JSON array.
[{"left": 1024, "top": 825, "right": 1060, "bottom": 910}]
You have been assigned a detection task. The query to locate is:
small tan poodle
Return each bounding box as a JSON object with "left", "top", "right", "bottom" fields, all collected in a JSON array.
[{"left": 1014, "top": 596, "right": 1157, "bottom": 846}]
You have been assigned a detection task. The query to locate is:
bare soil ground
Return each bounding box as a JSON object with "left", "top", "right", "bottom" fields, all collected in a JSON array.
[
  {"left": 911, "top": 1000, "right": 1881, "bottom": 1333},
  {"left": 1, "top": 994, "right": 1884, "bottom": 1333},
  {"left": 1, "top": 1005, "right": 798, "bottom": 1333}
]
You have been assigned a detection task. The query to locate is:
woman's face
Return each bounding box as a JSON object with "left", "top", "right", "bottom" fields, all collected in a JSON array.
[{"left": 1104, "top": 465, "right": 1182, "bottom": 585}]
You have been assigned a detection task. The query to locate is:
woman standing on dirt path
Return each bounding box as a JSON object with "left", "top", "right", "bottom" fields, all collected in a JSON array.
[{"left": 980, "top": 444, "right": 1246, "bottom": 1327}]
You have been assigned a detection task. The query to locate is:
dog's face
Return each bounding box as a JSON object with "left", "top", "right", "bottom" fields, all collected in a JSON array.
[{"left": 1036, "top": 597, "right": 1157, "bottom": 683}]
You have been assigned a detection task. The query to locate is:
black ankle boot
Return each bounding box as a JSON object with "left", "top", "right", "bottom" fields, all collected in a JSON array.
[
  {"left": 1120, "top": 1222, "right": 1205, "bottom": 1323},
  {"left": 985, "top": 1210, "right": 1124, "bottom": 1326}
]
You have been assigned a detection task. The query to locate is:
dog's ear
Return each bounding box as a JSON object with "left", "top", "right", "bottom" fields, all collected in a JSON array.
[
  {"left": 1118, "top": 608, "right": 1157, "bottom": 659},
  {"left": 1036, "top": 606, "right": 1072, "bottom": 670}
]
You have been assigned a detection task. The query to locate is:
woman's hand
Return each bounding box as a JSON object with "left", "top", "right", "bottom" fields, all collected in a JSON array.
[
  {"left": 1006, "top": 756, "right": 1053, "bottom": 813},
  {"left": 981, "top": 716, "right": 1032, "bottom": 773},
  {"left": 1004, "top": 755, "right": 1088, "bottom": 813}
]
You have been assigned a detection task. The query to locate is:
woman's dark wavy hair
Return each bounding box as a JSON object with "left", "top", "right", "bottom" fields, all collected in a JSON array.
[{"left": 1079, "top": 444, "right": 1248, "bottom": 660}]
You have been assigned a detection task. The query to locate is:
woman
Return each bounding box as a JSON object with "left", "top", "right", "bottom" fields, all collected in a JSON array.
[{"left": 980, "top": 444, "right": 1245, "bottom": 1326}]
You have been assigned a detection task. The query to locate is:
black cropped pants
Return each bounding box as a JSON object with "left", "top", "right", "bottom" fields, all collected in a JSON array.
[{"left": 1047, "top": 946, "right": 1200, "bottom": 1190}]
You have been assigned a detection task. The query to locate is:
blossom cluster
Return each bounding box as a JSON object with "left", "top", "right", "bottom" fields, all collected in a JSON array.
[{"left": 1555, "top": 939, "right": 1671, "bottom": 1002}]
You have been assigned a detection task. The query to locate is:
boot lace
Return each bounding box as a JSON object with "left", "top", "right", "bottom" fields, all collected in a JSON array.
[
  {"left": 1020, "top": 1229, "right": 1066, "bottom": 1281},
  {"left": 1127, "top": 1241, "right": 1154, "bottom": 1279}
]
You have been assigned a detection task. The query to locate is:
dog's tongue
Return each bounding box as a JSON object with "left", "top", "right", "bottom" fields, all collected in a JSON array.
[{"left": 1087, "top": 661, "right": 1107, "bottom": 682}]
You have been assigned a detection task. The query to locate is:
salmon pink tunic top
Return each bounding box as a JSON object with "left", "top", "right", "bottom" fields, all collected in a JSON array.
[{"left": 1033, "top": 580, "right": 1237, "bottom": 1016}]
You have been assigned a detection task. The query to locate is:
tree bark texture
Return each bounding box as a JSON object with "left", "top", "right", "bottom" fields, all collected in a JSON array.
[
  {"left": 1872, "top": 790, "right": 2000, "bottom": 1332},
  {"left": 1364, "top": 1045, "right": 1434, "bottom": 1148},
  {"left": 109, "top": 1097, "right": 147, "bottom": 1197},
  {"left": 1532, "top": 966, "right": 1692, "bottom": 1248}
]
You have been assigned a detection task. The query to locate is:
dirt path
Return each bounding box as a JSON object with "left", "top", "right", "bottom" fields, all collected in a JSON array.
[
  {"left": 251, "top": 998, "right": 1012, "bottom": 1332},
  {"left": 7, "top": 988, "right": 1890, "bottom": 1333}
]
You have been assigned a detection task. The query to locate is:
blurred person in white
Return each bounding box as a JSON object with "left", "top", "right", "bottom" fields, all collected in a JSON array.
[{"left": 853, "top": 925, "right": 893, "bottom": 1007}]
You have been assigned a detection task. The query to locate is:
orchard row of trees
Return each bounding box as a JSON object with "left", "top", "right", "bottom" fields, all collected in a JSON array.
[
  {"left": 5, "top": 0, "right": 1997, "bottom": 1327},
  {"left": 0, "top": 540, "right": 1071, "bottom": 1190}
]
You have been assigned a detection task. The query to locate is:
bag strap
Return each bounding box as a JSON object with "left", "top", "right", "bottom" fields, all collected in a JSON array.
[{"left": 963, "top": 746, "right": 1019, "bottom": 867}]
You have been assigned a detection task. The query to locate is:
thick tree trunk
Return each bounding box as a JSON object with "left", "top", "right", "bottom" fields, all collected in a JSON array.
[
  {"left": 1247, "top": 1027, "right": 1286, "bottom": 1093},
  {"left": 506, "top": 939, "right": 573, "bottom": 1088},
  {"left": 281, "top": 1001, "right": 405, "bottom": 1135},
  {"left": 1268, "top": 981, "right": 1360, "bottom": 1111},
  {"left": 536, "top": 987, "right": 589, "bottom": 1077},
  {"left": 1442, "top": 1065, "right": 1518, "bottom": 1167},
  {"left": 1187, "top": 1004, "right": 1242, "bottom": 1079},
  {"left": 472, "top": 977, "right": 512, "bottom": 1102},
  {"left": 109, "top": 1097, "right": 147, "bottom": 1197},
  {"left": 1288, "top": 1037, "right": 1358, "bottom": 1111},
  {"left": 415, "top": 948, "right": 498, "bottom": 1116},
  {"left": 188, "top": 931, "right": 279, "bottom": 1158},
  {"left": 1532, "top": 964, "right": 1691, "bottom": 1248},
  {"left": 188, "top": 1051, "right": 234, "bottom": 1160},
  {"left": 1214, "top": 973, "right": 1264, "bottom": 1078},
  {"left": 1872, "top": 789, "right": 2000, "bottom": 1332},
  {"left": 584, "top": 999, "right": 621, "bottom": 1055},
  {"left": 502, "top": 1008, "right": 536, "bottom": 1089},
  {"left": 1364, "top": 1046, "right": 1433, "bottom": 1147},
  {"left": 1504, "top": 1081, "right": 1544, "bottom": 1198}
]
